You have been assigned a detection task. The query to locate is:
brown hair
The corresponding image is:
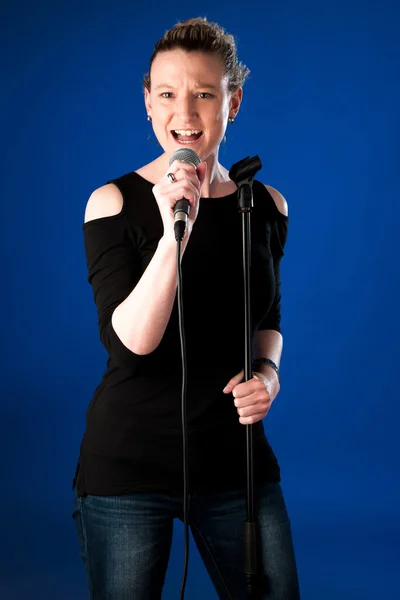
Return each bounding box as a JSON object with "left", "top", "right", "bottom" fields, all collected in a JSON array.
[{"left": 143, "top": 17, "right": 250, "bottom": 93}]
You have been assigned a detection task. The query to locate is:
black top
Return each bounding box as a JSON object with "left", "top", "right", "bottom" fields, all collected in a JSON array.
[{"left": 73, "top": 171, "right": 289, "bottom": 496}]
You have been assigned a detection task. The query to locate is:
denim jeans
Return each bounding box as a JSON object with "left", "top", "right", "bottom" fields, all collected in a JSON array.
[{"left": 72, "top": 482, "right": 300, "bottom": 599}]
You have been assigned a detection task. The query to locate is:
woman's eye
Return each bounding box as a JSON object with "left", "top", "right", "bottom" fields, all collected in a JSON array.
[{"left": 160, "top": 92, "right": 213, "bottom": 99}]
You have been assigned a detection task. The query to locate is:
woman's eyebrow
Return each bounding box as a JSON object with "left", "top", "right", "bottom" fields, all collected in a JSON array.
[{"left": 153, "top": 83, "right": 219, "bottom": 90}]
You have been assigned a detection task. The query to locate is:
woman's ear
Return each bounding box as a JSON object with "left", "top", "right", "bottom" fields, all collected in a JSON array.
[
  {"left": 144, "top": 87, "right": 151, "bottom": 117},
  {"left": 230, "top": 87, "right": 243, "bottom": 118}
]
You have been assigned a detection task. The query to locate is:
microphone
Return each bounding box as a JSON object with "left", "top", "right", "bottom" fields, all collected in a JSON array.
[{"left": 169, "top": 149, "right": 201, "bottom": 241}]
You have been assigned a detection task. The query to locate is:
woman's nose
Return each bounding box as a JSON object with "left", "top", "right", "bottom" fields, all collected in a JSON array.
[{"left": 175, "top": 96, "right": 198, "bottom": 120}]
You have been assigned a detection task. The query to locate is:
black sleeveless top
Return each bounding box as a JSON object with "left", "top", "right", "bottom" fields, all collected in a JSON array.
[{"left": 73, "top": 172, "right": 289, "bottom": 496}]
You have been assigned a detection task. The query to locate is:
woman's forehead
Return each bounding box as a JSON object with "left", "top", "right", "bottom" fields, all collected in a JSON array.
[{"left": 150, "top": 49, "right": 226, "bottom": 83}]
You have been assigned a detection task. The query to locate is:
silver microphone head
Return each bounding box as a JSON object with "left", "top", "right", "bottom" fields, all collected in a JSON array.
[{"left": 169, "top": 148, "right": 201, "bottom": 169}]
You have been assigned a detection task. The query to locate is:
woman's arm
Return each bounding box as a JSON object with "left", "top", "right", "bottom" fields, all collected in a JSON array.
[
  {"left": 85, "top": 184, "right": 182, "bottom": 356},
  {"left": 111, "top": 236, "right": 179, "bottom": 356},
  {"left": 253, "top": 184, "right": 289, "bottom": 381},
  {"left": 253, "top": 329, "right": 282, "bottom": 383}
]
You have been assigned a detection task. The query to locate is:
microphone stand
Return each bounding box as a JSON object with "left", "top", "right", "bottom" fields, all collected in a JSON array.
[{"left": 229, "top": 156, "right": 263, "bottom": 599}]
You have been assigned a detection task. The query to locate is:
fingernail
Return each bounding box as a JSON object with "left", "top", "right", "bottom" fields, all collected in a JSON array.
[{"left": 223, "top": 386, "right": 229, "bottom": 393}]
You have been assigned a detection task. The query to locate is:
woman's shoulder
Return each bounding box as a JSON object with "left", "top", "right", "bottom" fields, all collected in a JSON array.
[
  {"left": 84, "top": 182, "right": 124, "bottom": 224},
  {"left": 218, "top": 162, "right": 288, "bottom": 217},
  {"left": 263, "top": 184, "right": 289, "bottom": 217},
  {"left": 84, "top": 164, "right": 158, "bottom": 225},
  {"left": 254, "top": 182, "right": 288, "bottom": 218}
]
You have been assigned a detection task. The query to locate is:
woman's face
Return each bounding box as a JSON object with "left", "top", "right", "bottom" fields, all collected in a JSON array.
[{"left": 145, "top": 49, "right": 242, "bottom": 161}]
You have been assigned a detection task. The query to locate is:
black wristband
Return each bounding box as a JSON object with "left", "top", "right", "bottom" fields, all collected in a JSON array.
[{"left": 252, "top": 357, "right": 280, "bottom": 382}]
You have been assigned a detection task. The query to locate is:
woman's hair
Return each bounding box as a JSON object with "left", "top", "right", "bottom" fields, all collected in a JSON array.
[{"left": 143, "top": 17, "right": 250, "bottom": 93}]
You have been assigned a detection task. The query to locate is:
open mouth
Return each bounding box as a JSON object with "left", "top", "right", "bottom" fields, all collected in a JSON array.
[{"left": 171, "top": 130, "right": 203, "bottom": 144}]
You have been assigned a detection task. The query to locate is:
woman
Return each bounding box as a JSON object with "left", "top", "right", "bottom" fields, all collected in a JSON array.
[{"left": 72, "top": 17, "right": 300, "bottom": 600}]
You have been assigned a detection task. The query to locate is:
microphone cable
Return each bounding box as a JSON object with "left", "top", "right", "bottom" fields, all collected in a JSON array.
[
  {"left": 176, "top": 238, "right": 190, "bottom": 600},
  {"left": 176, "top": 236, "right": 190, "bottom": 600},
  {"left": 169, "top": 148, "right": 201, "bottom": 599}
]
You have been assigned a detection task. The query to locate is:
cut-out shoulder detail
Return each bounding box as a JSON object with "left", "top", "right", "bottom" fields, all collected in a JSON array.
[
  {"left": 264, "top": 184, "right": 288, "bottom": 217},
  {"left": 84, "top": 183, "right": 124, "bottom": 224}
]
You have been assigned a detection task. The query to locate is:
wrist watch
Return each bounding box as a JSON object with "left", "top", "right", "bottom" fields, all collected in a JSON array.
[{"left": 252, "top": 357, "right": 280, "bottom": 382}]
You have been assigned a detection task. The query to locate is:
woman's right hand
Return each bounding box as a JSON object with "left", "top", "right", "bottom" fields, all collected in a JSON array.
[{"left": 152, "top": 160, "right": 207, "bottom": 243}]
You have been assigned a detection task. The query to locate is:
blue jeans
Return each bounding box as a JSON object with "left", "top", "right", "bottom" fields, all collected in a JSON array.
[{"left": 72, "top": 482, "right": 300, "bottom": 599}]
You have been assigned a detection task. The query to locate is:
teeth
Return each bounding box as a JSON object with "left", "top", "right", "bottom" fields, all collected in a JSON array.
[{"left": 174, "top": 130, "right": 202, "bottom": 136}]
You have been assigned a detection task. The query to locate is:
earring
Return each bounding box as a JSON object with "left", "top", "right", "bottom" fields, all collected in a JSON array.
[
  {"left": 228, "top": 116, "right": 235, "bottom": 124},
  {"left": 147, "top": 115, "right": 152, "bottom": 122}
]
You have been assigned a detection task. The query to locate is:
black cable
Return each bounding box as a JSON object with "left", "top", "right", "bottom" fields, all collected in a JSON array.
[{"left": 177, "top": 237, "right": 190, "bottom": 600}]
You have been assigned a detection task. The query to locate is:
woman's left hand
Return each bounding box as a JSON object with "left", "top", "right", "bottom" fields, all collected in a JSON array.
[{"left": 222, "top": 369, "right": 280, "bottom": 425}]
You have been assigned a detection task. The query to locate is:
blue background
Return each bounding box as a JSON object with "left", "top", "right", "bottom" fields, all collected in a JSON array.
[{"left": 1, "top": 0, "right": 399, "bottom": 598}]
